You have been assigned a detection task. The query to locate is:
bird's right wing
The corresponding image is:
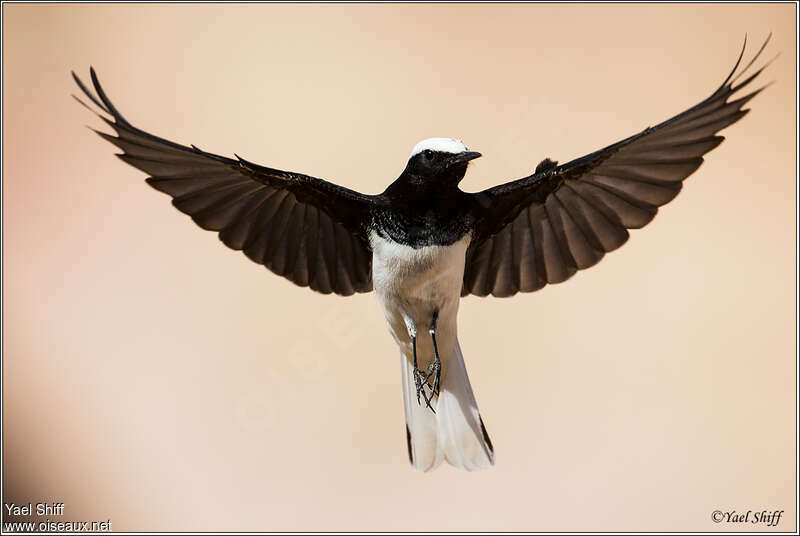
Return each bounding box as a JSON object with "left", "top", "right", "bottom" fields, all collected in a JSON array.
[
  {"left": 74, "top": 68, "right": 376, "bottom": 296},
  {"left": 463, "top": 35, "right": 774, "bottom": 297}
]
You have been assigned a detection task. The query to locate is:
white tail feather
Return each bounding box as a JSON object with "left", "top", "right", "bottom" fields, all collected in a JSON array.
[
  {"left": 436, "top": 340, "right": 495, "bottom": 470},
  {"left": 400, "top": 352, "right": 443, "bottom": 471},
  {"left": 401, "top": 339, "right": 494, "bottom": 472}
]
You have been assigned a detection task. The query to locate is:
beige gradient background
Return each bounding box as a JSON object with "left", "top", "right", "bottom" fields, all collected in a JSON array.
[{"left": 2, "top": 3, "right": 796, "bottom": 532}]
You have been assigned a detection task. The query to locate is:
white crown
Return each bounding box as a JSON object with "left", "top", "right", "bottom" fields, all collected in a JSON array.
[{"left": 409, "top": 138, "right": 468, "bottom": 159}]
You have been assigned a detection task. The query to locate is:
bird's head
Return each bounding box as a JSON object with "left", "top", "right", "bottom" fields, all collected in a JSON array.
[{"left": 403, "top": 138, "right": 481, "bottom": 187}]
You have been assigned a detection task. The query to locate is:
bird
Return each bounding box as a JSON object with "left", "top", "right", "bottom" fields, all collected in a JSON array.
[{"left": 73, "top": 35, "right": 773, "bottom": 472}]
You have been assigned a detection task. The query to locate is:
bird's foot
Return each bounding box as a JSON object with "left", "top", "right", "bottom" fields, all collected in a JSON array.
[
  {"left": 426, "top": 360, "right": 441, "bottom": 399},
  {"left": 413, "top": 366, "right": 435, "bottom": 412},
  {"left": 422, "top": 309, "right": 441, "bottom": 406}
]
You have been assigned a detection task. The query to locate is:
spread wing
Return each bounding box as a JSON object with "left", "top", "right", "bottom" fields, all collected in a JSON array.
[
  {"left": 463, "top": 35, "right": 775, "bottom": 297},
  {"left": 73, "top": 68, "right": 375, "bottom": 296}
]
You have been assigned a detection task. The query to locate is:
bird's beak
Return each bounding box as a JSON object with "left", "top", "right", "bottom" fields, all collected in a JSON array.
[{"left": 447, "top": 151, "right": 482, "bottom": 166}]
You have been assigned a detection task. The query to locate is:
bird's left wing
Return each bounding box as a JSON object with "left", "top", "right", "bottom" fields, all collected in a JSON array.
[
  {"left": 73, "top": 68, "right": 375, "bottom": 296},
  {"left": 463, "top": 35, "right": 774, "bottom": 298}
]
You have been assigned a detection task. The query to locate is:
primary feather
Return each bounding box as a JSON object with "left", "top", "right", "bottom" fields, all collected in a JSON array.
[{"left": 463, "top": 34, "right": 775, "bottom": 297}]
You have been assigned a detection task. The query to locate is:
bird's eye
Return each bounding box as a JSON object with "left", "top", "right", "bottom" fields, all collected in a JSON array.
[{"left": 424, "top": 150, "right": 433, "bottom": 159}]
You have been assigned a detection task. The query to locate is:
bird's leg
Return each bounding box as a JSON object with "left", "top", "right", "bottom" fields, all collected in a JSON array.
[
  {"left": 411, "top": 333, "right": 435, "bottom": 412},
  {"left": 425, "top": 310, "right": 442, "bottom": 401}
]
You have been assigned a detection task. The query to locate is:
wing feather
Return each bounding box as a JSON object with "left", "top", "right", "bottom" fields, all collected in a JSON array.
[
  {"left": 74, "top": 68, "right": 374, "bottom": 295},
  {"left": 464, "top": 35, "right": 772, "bottom": 297}
]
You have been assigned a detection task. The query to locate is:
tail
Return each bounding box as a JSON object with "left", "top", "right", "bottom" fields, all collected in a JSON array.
[{"left": 400, "top": 339, "right": 495, "bottom": 472}]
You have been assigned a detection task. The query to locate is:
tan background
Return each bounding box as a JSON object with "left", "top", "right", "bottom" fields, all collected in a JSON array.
[{"left": 2, "top": 3, "right": 796, "bottom": 532}]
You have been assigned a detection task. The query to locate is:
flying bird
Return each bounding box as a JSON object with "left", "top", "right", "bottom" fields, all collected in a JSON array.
[{"left": 73, "top": 35, "right": 773, "bottom": 472}]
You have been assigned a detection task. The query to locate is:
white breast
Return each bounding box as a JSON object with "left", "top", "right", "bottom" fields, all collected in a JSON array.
[
  {"left": 369, "top": 230, "right": 469, "bottom": 341},
  {"left": 370, "top": 231, "right": 470, "bottom": 302}
]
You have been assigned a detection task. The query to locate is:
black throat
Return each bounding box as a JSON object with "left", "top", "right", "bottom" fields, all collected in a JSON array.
[{"left": 371, "top": 163, "right": 477, "bottom": 248}]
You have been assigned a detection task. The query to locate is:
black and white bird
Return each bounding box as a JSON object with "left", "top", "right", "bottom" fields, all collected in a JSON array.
[{"left": 73, "top": 35, "right": 772, "bottom": 472}]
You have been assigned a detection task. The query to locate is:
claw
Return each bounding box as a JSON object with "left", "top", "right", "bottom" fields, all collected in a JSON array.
[
  {"left": 426, "top": 361, "right": 441, "bottom": 398},
  {"left": 414, "top": 367, "right": 435, "bottom": 412},
  {"left": 413, "top": 368, "right": 425, "bottom": 402},
  {"left": 412, "top": 334, "right": 422, "bottom": 404}
]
